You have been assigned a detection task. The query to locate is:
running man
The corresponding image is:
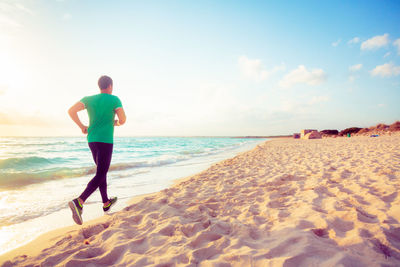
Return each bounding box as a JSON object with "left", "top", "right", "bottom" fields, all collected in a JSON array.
[{"left": 67, "top": 75, "right": 126, "bottom": 225}]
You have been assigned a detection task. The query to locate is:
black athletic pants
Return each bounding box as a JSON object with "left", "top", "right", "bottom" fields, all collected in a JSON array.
[{"left": 79, "top": 142, "right": 113, "bottom": 203}]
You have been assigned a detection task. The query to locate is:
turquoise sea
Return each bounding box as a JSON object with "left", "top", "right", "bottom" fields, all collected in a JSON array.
[{"left": 0, "top": 136, "right": 266, "bottom": 255}]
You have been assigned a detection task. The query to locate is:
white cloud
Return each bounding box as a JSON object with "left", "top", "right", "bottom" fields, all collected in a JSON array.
[
  {"left": 332, "top": 39, "right": 341, "bottom": 47},
  {"left": 348, "top": 75, "right": 356, "bottom": 82},
  {"left": 15, "top": 3, "right": 33, "bottom": 15},
  {"left": 348, "top": 37, "right": 360, "bottom": 44},
  {"left": 279, "top": 65, "right": 326, "bottom": 88},
  {"left": 63, "top": 13, "right": 72, "bottom": 20},
  {"left": 377, "top": 103, "right": 386, "bottom": 108},
  {"left": 384, "top": 52, "right": 391, "bottom": 58},
  {"left": 0, "top": 15, "right": 21, "bottom": 28},
  {"left": 349, "top": 63, "right": 362, "bottom": 72},
  {"left": 309, "top": 95, "right": 330, "bottom": 105},
  {"left": 238, "top": 56, "right": 285, "bottom": 81},
  {"left": 270, "top": 63, "right": 286, "bottom": 74},
  {"left": 370, "top": 62, "right": 400, "bottom": 77},
  {"left": 0, "top": 2, "right": 33, "bottom": 29},
  {"left": 361, "top": 33, "right": 389, "bottom": 50},
  {"left": 394, "top": 38, "right": 400, "bottom": 55}
]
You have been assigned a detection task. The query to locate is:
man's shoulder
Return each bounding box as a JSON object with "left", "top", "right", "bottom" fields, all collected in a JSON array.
[
  {"left": 82, "top": 94, "right": 100, "bottom": 100},
  {"left": 110, "top": 94, "right": 121, "bottom": 100},
  {"left": 109, "top": 94, "right": 122, "bottom": 104},
  {"left": 82, "top": 94, "right": 121, "bottom": 103}
]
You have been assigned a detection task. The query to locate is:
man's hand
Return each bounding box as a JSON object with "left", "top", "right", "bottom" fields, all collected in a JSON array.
[{"left": 81, "top": 125, "right": 88, "bottom": 134}]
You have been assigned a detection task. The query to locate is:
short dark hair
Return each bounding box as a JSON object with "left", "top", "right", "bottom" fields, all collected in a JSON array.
[{"left": 98, "top": 75, "right": 113, "bottom": 90}]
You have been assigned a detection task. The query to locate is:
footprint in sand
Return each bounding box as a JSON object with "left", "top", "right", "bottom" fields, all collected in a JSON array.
[
  {"left": 356, "top": 207, "right": 378, "bottom": 223},
  {"left": 267, "top": 197, "right": 289, "bottom": 209},
  {"left": 79, "top": 223, "right": 109, "bottom": 239},
  {"left": 312, "top": 228, "right": 329, "bottom": 238},
  {"left": 189, "top": 231, "right": 222, "bottom": 249},
  {"left": 381, "top": 192, "right": 398, "bottom": 206},
  {"left": 180, "top": 220, "right": 210, "bottom": 238},
  {"left": 340, "top": 169, "right": 353, "bottom": 179},
  {"left": 383, "top": 227, "right": 400, "bottom": 252},
  {"left": 158, "top": 224, "right": 175, "bottom": 237},
  {"left": 329, "top": 217, "right": 354, "bottom": 237}
]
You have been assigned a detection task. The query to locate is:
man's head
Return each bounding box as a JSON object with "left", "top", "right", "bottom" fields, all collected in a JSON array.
[{"left": 98, "top": 75, "right": 113, "bottom": 91}]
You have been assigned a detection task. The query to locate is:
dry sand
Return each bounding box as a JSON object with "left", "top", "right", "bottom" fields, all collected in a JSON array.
[{"left": 1, "top": 135, "right": 400, "bottom": 266}]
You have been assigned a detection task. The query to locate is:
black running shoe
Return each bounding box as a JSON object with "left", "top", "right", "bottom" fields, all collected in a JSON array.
[
  {"left": 68, "top": 198, "right": 83, "bottom": 225},
  {"left": 103, "top": 197, "right": 118, "bottom": 213}
]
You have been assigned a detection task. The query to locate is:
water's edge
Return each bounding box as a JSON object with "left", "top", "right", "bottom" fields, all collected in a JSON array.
[{"left": 0, "top": 138, "right": 269, "bottom": 257}]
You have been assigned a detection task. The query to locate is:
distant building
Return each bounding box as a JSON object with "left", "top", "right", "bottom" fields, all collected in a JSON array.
[
  {"left": 303, "top": 131, "right": 322, "bottom": 139},
  {"left": 301, "top": 129, "right": 317, "bottom": 138}
]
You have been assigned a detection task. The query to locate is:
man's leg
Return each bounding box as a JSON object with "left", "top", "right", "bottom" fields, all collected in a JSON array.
[
  {"left": 98, "top": 178, "right": 108, "bottom": 204},
  {"left": 77, "top": 142, "right": 99, "bottom": 205},
  {"left": 97, "top": 143, "right": 113, "bottom": 203},
  {"left": 79, "top": 142, "right": 113, "bottom": 203}
]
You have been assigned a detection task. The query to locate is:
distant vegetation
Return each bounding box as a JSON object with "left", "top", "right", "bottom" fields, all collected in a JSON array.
[
  {"left": 339, "top": 127, "right": 363, "bottom": 136},
  {"left": 320, "top": 129, "right": 339, "bottom": 135},
  {"left": 319, "top": 121, "right": 400, "bottom": 137}
]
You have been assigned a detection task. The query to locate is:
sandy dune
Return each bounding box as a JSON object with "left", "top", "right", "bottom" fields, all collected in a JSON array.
[{"left": 2, "top": 135, "right": 400, "bottom": 266}]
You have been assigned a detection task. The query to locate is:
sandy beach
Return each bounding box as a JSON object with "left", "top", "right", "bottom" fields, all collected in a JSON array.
[{"left": 1, "top": 135, "right": 400, "bottom": 266}]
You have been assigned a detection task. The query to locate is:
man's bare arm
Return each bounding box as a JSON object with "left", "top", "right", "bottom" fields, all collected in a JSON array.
[
  {"left": 115, "top": 108, "right": 126, "bottom": 126},
  {"left": 68, "top": 102, "right": 88, "bottom": 134}
]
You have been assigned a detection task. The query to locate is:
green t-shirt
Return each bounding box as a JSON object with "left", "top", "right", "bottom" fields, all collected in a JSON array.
[{"left": 80, "top": 93, "right": 123, "bottom": 144}]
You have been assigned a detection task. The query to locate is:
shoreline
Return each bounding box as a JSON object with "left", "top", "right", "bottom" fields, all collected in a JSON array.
[
  {"left": 0, "top": 139, "right": 269, "bottom": 263},
  {"left": 0, "top": 137, "right": 267, "bottom": 257},
  {"left": 2, "top": 135, "right": 400, "bottom": 266}
]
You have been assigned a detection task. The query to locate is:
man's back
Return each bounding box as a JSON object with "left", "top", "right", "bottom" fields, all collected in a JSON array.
[{"left": 81, "top": 93, "right": 123, "bottom": 144}]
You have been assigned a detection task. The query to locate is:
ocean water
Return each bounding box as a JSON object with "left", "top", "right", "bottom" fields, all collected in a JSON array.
[{"left": 0, "top": 136, "right": 266, "bottom": 255}]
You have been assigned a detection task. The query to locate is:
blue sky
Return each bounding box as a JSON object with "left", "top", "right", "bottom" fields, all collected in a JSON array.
[{"left": 0, "top": 0, "right": 399, "bottom": 136}]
